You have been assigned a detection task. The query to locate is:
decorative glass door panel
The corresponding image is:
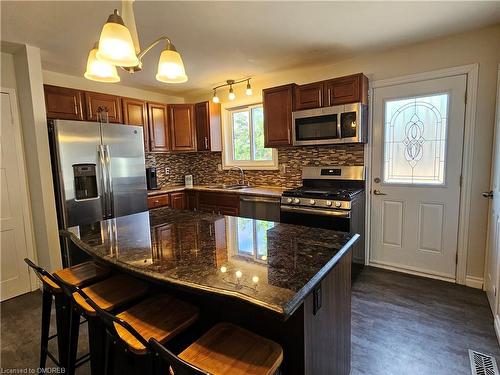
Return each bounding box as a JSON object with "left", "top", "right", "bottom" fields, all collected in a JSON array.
[{"left": 383, "top": 93, "right": 449, "bottom": 185}]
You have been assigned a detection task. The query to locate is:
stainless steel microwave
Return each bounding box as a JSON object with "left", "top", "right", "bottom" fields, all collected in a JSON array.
[{"left": 292, "top": 103, "right": 367, "bottom": 146}]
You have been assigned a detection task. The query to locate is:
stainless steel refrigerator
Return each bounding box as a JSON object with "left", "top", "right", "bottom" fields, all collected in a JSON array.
[{"left": 49, "top": 119, "right": 148, "bottom": 264}]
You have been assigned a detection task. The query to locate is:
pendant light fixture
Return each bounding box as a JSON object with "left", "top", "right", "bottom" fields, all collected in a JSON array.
[
  {"left": 228, "top": 82, "right": 236, "bottom": 101},
  {"left": 85, "top": 0, "right": 188, "bottom": 84},
  {"left": 84, "top": 42, "right": 120, "bottom": 83},
  {"left": 245, "top": 79, "right": 253, "bottom": 96},
  {"left": 212, "top": 90, "right": 220, "bottom": 103},
  {"left": 211, "top": 78, "right": 252, "bottom": 103},
  {"left": 96, "top": 9, "right": 139, "bottom": 67}
]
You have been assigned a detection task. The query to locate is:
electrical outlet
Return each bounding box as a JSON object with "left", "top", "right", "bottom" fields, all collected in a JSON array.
[
  {"left": 217, "top": 164, "right": 222, "bottom": 172},
  {"left": 164, "top": 167, "right": 170, "bottom": 175},
  {"left": 280, "top": 164, "right": 287, "bottom": 174}
]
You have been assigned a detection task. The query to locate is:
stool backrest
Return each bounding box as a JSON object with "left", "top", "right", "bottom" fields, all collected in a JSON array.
[
  {"left": 149, "top": 338, "right": 210, "bottom": 375},
  {"left": 24, "top": 258, "right": 61, "bottom": 292},
  {"left": 72, "top": 288, "right": 150, "bottom": 351}
]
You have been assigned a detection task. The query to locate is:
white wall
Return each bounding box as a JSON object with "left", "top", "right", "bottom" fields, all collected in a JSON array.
[
  {"left": 187, "top": 24, "right": 500, "bottom": 280},
  {"left": 43, "top": 70, "right": 185, "bottom": 104}
]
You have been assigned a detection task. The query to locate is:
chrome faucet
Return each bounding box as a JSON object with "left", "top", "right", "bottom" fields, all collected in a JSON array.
[{"left": 229, "top": 166, "right": 247, "bottom": 186}]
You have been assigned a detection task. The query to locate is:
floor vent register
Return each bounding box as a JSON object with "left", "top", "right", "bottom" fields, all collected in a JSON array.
[{"left": 469, "top": 349, "right": 499, "bottom": 375}]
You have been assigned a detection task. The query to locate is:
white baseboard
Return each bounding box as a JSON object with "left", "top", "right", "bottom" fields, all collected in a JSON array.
[
  {"left": 465, "top": 276, "right": 484, "bottom": 289},
  {"left": 494, "top": 314, "right": 500, "bottom": 345}
]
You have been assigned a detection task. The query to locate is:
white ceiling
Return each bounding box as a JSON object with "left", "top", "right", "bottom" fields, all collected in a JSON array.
[{"left": 2, "top": 1, "right": 499, "bottom": 97}]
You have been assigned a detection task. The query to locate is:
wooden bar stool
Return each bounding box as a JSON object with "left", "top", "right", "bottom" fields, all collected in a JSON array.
[
  {"left": 75, "top": 290, "right": 199, "bottom": 375},
  {"left": 24, "top": 258, "right": 110, "bottom": 371},
  {"left": 150, "top": 323, "right": 283, "bottom": 375},
  {"left": 53, "top": 273, "right": 149, "bottom": 375}
]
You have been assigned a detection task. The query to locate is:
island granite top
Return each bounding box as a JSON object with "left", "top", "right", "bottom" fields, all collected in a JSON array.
[{"left": 62, "top": 208, "right": 358, "bottom": 318}]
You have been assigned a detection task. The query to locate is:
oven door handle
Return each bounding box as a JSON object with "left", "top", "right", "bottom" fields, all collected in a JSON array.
[{"left": 281, "top": 205, "right": 351, "bottom": 218}]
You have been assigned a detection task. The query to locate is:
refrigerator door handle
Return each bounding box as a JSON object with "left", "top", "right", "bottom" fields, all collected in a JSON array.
[
  {"left": 104, "top": 144, "right": 115, "bottom": 218},
  {"left": 98, "top": 145, "right": 108, "bottom": 218}
]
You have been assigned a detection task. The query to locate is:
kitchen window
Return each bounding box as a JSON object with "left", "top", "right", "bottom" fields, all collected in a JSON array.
[{"left": 223, "top": 104, "right": 278, "bottom": 169}]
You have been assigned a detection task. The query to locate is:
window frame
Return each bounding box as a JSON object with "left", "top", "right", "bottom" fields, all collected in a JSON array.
[{"left": 222, "top": 103, "right": 278, "bottom": 170}]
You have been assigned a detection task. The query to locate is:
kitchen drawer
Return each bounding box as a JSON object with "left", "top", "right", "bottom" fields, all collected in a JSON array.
[{"left": 148, "top": 194, "right": 170, "bottom": 209}]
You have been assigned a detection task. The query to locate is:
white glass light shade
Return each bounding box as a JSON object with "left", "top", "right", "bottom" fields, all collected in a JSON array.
[
  {"left": 246, "top": 81, "right": 253, "bottom": 96},
  {"left": 84, "top": 48, "right": 120, "bottom": 83},
  {"left": 97, "top": 21, "right": 139, "bottom": 67},
  {"left": 212, "top": 93, "right": 220, "bottom": 103},
  {"left": 155, "top": 49, "right": 188, "bottom": 83}
]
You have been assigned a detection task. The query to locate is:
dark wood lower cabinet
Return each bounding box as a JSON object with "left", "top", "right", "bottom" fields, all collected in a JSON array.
[
  {"left": 197, "top": 191, "right": 239, "bottom": 215},
  {"left": 147, "top": 192, "right": 186, "bottom": 210},
  {"left": 170, "top": 192, "right": 186, "bottom": 209},
  {"left": 147, "top": 194, "right": 170, "bottom": 209}
]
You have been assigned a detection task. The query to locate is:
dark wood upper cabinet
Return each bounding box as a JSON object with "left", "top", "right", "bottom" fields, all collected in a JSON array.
[
  {"left": 195, "top": 101, "right": 221, "bottom": 152},
  {"left": 84, "top": 91, "right": 122, "bottom": 123},
  {"left": 169, "top": 104, "right": 196, "bottom": 152},
  {"left": 263, "top": 84, "right": 294, "bottom": 147},
  {"left": 294, "top": 81, "right": 324, "bottom": 110},
  {"left": 147, "top": 102, "right": 170, "bottom": 152},
  {"left": 44, "top": 85, "right": 84, "bottom": 120},
  {"left": 324, "top": 73, "right": 368, "bottom": 106},
  {"left": 122, "top": 98, "right": 148, "bottom": 149}
]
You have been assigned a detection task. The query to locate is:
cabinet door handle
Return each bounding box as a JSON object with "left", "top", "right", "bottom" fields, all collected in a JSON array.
[{"left": 204, "top": 137, "right": 208, "bottom": 149}]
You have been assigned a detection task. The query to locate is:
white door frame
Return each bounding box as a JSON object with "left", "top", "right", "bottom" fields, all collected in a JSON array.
[
  {"left": 1, "top": 86, "right": 38, "bottom": 292},
  {"left": 364, "top": 64, "right": 479, "bottom": 285}
]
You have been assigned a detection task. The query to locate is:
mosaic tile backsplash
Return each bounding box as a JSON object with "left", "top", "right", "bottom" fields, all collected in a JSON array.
[{"left": 145, "top": 144, "right": 364, "bottom": 189}]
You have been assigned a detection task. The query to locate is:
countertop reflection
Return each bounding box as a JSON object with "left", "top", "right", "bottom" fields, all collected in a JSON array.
[{"left": 63, "top": 208, "right": 358, "bottom": 317}]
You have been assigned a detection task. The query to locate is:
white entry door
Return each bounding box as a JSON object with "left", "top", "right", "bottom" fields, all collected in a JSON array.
[
  {"left": 370, "top": 75, "right": 467, "bottom": 279},
  {"left": 1, "top": 90, "right": 33, "bottom": 300},
  {"left": 484, "top": 66, "right": 500, "bottom": 319}
]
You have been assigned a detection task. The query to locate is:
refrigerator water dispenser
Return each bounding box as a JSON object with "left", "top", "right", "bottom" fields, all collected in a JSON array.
[{"left": 73, "top": 164, "right": 98, "bottom": 200}]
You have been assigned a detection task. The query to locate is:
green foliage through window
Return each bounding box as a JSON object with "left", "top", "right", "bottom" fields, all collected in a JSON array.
[{"left": 231, "top": 106, "right": 272, "bottom": 162}]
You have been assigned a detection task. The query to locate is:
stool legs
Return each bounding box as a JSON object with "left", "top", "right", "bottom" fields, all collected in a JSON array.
[
  {"left": 39, "top": 290, "right": 52, "bottom": 369},
  {"left": 67, "top": 306, "right": 81, "bottom": 375},
  {"left": 88, "top": 317, "right": 106, "bottom": 375},
  {"left": 54, "top": 294, "right": 70, "bottom": 371}
]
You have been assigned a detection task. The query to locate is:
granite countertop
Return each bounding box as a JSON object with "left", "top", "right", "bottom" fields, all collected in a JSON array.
[
  {"left": 147, "top": 185, "right": 285, "bottom": 198},
  {"left": 62, "top": 208, "right": 358, "bottom": 318}
]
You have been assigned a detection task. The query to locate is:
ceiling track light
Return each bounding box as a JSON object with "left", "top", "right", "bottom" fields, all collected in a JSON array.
[
  {"left": 84, "top": 0, "right": 188, "bottom": 84},
  {"left": 211, "top": 78, "right": 253, "bottom": 103}
]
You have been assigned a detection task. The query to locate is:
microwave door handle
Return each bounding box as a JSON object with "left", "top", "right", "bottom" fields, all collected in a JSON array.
[
  {"left": 98, "top": 145, "right": 108, "bottom": 219},
  {"left": 104, "top": 144, "right": 114, "bottom": 218}
]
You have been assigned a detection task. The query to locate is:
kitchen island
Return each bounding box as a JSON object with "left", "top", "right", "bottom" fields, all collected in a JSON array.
[{"left": 62, "top": 208, "right": 358, "bottom": 375}]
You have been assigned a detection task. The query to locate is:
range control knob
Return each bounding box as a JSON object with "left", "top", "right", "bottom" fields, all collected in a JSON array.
[
  {"left": 293, "top": 198, "right": 300, "bottom": 204},
  {"left": 309, "top": 199, "right": 316, "bottom": 205},
  {"left": 335, "top": 201, "right": 342, "bottom": 208},
  {"left": 286, "top": 198, "right": 292, "bottom": 203},
  {"left": 326, "top": 200, "right": 332, "bottom": 207}
]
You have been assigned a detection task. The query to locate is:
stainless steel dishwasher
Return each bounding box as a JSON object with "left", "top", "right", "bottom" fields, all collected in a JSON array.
[{"left": 239, "top": 195, "right": 281, "bottom": 222}]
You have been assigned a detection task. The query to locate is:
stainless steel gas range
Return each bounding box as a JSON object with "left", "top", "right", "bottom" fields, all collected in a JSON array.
[{"left": 280, "top": 166, "right": 366, "bottom": 280}]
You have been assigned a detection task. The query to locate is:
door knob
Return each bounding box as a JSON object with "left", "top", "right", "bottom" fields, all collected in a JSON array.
[
  {"left": 482, "top": 191, "right": 494, "bottom": 198},
  {"left": 373, "top": 189, "right": 387, "bottom": 196}
]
